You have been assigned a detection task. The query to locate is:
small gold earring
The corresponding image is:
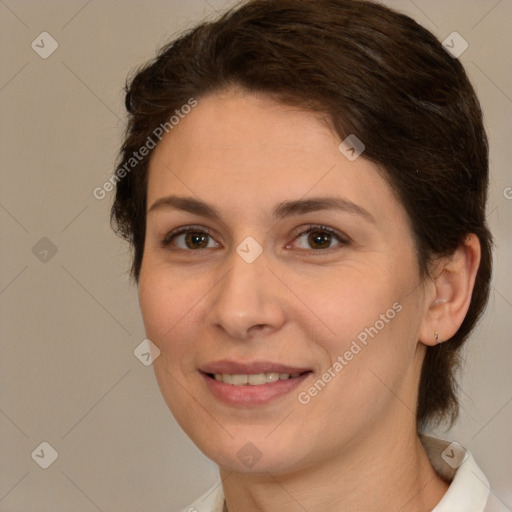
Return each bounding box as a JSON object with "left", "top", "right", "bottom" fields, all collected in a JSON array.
[{"left": 434, "top": 331, "right": 439, "bottom": 343}]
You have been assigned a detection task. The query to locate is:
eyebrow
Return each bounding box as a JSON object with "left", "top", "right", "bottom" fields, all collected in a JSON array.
[{"left": 147, "top": 195, "right": 376, "bottom": 224}]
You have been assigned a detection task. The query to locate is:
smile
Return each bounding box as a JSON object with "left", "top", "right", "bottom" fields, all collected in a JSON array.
[
  {"left": 212, "top": 372, "right": 302, "bottom": 385},
  {"left": 199, "top": 361, "right": 312, "bottom": 406}
]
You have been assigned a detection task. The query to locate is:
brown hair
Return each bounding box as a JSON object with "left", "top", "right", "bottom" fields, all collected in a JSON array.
[{"left": 111, "top": 0, "right": 492, "bottom": 428}]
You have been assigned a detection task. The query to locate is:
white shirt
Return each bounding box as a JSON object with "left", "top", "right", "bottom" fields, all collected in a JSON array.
[{"left": 179, "top": 435, "right": 491, "bottom": 512}]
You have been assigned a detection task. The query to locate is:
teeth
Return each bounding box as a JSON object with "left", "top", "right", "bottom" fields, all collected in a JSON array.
[
  {"left": 231, "top": 374, "right": 248, "bottom": 385},
  {"left": 248, "top": 373, "right": 266, "bottom": 385},
  {"left": 265, "top": 372, "right": 280, "bottom": 383},
  {"left": 213, "top": 372, "right": 302, "bottom": 385}
]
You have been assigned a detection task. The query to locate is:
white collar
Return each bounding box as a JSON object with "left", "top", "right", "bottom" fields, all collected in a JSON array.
[
  {"left": 422, "top": 434, "right": 490, "bottom": 511},
  {"left": 182, "top": 436, "right": 490, "bottom": 512}
]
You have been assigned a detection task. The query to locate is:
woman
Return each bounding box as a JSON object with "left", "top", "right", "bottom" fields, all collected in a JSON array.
[{"left": 111, "top": 0, "right": 494, "bottom": 510}]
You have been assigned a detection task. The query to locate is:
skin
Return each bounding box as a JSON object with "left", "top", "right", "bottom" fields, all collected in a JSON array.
[{"left": 138, "top": 87, "right": 481, "bottom": 511}]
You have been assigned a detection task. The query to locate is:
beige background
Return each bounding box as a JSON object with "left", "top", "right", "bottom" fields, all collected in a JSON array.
[{"left": 0, "top": 0, "right": 511, "bottom": 510}]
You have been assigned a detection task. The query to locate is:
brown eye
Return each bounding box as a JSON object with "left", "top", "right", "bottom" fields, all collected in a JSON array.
[
  {"left": 307, "top": 230, "right": 333, "bottom": 249},
  {"left": 183, "top": 232, "right": 210, "bottom": 249},
  {"left": 292, "top": 225, "right": 348, "bottom": 251},
  {"left": 161, "top": 227, "right": 220, "bottom": 250}
]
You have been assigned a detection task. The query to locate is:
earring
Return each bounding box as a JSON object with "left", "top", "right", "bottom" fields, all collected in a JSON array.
[{"left": 434, "top": 331, "right": 439, "bottom": 344}]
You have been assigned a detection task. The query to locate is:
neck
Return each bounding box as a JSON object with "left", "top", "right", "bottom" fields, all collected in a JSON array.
[{"left": 220, "top": 420, "right": 449, "bottom": 512}]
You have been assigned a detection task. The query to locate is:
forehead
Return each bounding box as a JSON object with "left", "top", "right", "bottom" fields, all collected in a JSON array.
[
  {"left": 151, "top": 90, "right": 338, "bottom": 170},
  {"left": 146, "top": 89, "right": 404, "bottom": 227}
]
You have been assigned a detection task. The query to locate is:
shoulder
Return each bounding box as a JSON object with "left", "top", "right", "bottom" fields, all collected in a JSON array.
[{"left": 177, "top": 482, "right": 225, "bottom": 512}]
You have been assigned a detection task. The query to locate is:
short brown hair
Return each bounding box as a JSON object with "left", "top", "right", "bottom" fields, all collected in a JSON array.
[{"left": 111, "top": 0, "right": 492, "bottom": 428}]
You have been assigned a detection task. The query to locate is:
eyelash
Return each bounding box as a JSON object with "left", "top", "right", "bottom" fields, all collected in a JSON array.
[{"left": 160, "top": 224, "right": 349, "bottom": 253}]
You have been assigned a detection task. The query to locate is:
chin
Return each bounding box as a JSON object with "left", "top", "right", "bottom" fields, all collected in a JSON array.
[{"left": 191, "top": 431, "right": 311, "bottom": 475}]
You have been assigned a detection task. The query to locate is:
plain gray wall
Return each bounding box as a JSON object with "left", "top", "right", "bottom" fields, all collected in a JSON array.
[{"left": 1, "top": 0, "right": 511, "bottom": 510}]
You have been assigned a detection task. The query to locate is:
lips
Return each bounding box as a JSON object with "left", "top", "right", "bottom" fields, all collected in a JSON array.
[{"left": 199, "top": 360, "right": 312, "bottom": 406}]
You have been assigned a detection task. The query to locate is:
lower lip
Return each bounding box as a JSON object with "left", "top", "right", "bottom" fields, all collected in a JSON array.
[{"left": 201, "top": 372, "right": 311, "bottom": 406}]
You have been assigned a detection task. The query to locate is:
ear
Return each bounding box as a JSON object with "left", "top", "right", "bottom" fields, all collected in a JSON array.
[{"left": 418, "top": 234, "right": 481, "bottom": 346}]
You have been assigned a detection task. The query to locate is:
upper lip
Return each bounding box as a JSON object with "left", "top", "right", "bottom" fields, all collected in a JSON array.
[{"left": 200, "top": 360, "right": 311, "bottom": 375}]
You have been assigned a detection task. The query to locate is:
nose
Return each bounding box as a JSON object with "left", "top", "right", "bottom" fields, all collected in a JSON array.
[{"left": 207, "top": 249, "right": 287, "bottom": 341}]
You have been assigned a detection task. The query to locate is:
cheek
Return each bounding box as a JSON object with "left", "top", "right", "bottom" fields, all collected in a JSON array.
[
  {"left": 138, "top": 265, "right": 201, "bottom": 358},
  {"left": 138, "top": 273, "right": 172, "bottom": 342},
  {"left": 299, "top": 264, "right": 404, "bottom": 347},
  {"left": 138, "top": 267, "right": 206, "bottom": 423},
  {"left": 299, "top": 261, "right": 422, "bottom": 396}
]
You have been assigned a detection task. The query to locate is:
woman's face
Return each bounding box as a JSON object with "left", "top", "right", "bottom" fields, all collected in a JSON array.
[{"left": 139, "top": 88, "right": 431, "bottom": 474}]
